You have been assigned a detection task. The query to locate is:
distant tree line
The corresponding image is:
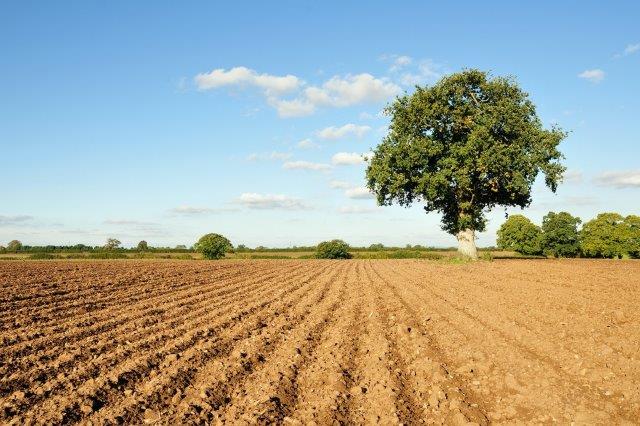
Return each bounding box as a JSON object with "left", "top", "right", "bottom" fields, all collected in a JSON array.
[
  {"left": 497, "top": 212, "right": 640, "bottom": 258},
  {"left": 0, "top": 239, "right": 193, "bottom": 254}
]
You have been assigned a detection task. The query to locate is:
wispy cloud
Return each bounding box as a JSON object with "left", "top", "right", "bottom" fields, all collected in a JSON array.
[
  {"left": 595, "top": 170, "right": 640, "bottom": 188},
  {"left": 296, "top": 139, "right": 318, "bottom": 149},
  {"left": 168, "top": 206, "right": 239, "bottom": 215},
  {"left": 0, "top": 215, "right": 33, "bottom": 226},
  {"left": 398, "top": 60, "right": 442, "bottom": 86},
  {"left": 578, "top": 69, "right": 605, "bottom": 83},
  {"left": 329, "top": 180, "right": 351, "bottom": 189},
  {"left": 282, "top": 161, "right": 331, "bottom": 171},
  {"left": 317, "top": 124, "right": 371, "bottom": 140},
  {"left": 338, "top": 206, "right": 380, "bottom": 214},
  {"left": 614, "top": 43, "right": 640, "bottom": 58},
  {"left": 103, "top": 219, "right": 158, "bottom": 226},
  {"left": 562, "top": 169, "right": 583, "bottom": 184},
  {"left": 246, "top": 151, "right": 292, "bottom": 162},
  {"left": 236, "top": 193, "right": 310, "bottom": 210},
  {"left": 345, "top": 186, "right": 375, "bottom": 199}
]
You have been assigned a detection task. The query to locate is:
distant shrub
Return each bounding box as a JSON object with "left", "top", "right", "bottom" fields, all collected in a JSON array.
[
  {"left": 315, "top": 240, "right": 352, "bottom": 259},
  {"left": 479, "top": 251, "right": 494, "bottom": 261},
  {"left": 195, "top": 233, "right": 234, "bottom": 260},
  {"left": 496, "top": 215, "right": 543, "bottom": 255}
]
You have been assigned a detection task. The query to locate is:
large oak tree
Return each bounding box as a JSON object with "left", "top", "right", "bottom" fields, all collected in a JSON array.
[{"left": 366, "top": 70, "right": 565, "bottom": 258}]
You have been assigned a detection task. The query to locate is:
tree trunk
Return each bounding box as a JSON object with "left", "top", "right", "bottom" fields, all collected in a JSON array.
[{"left": 457, "top": 228, "right": 478, "bottom": 259}]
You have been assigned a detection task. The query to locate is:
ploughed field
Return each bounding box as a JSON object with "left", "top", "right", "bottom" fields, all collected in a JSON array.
[{"left": 1, "top": 260, "right": 639, "bottom": 425}]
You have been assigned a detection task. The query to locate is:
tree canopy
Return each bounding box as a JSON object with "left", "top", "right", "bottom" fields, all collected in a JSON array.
[
  {"left": 137, "top": 240, "right": 149, "bottom": 251},
  {"left": 366, "top": 69, "right": 565, "bottom": 258},
  {"left": 7, "top": 240, "right": 22, "bottom": 251},
  {"left": 496, "top": 214, "right": 542, "bottom": 255},
  {"left": 541, "top": 212, "right": 581, "bottom": 257},
  {"left": 104, "top": 238, "right": 121, "bottom": 250},
  {"left": 581, "top": 213, "right": 640, "bottom": 258},
  {"left": 194, "top": 233, "right": 233, "bottom": 260}
]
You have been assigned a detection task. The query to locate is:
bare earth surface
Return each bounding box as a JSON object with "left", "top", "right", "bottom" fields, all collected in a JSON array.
[{"left": 0, "top": 259, "right": 639, "bottom": 425}]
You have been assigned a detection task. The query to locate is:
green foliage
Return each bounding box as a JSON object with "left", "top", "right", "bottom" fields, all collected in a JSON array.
[
  {"left": 88, "top": 252, "right": 128, "bottom": 259},
  {"left": 315, "top": 240, "right": 352, "bottom": 259},
  {"left": 7, "top": 240, "right": 22, "bottom": 251},
  {"left": 104, "top": 238, "right": 121, "bottom": 250},
  {"left": 368, "top": 243, "right": 385, "bottom": 251},
  {"left": 194, "top": 233, "right": 234, "bottom": 260},
  {"left": 580, "top": 213, "right": 637, "bottom": 258},
  {"left": 541, "top": 212, "right": 581, "bottom": 257},
  {"left": 366, "top": 69, "right": 565, "bottom": 236},
  {"left": 496, "top": 214, "right": 542, "bottom": 255},
  {"left": 137, "top": 240, "right": 149, "bottom": 251},
  {"left": 388, "top": 249, "right": 422, "bottom": 259},
  {"left": 625, "top": 215, "right": 640, "bottom": 258},
  {"left": 29, "top": 253, "right": 61, "bottom": 260}
]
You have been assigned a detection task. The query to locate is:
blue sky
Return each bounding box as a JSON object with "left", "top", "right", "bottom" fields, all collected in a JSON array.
[{"left": 1, "top": 1, "right": 639, "bottom": 248}]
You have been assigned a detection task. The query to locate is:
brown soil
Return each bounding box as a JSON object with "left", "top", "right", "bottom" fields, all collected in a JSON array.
[{"left": 0, "top": 259, "right": 638, "bottom": 424}]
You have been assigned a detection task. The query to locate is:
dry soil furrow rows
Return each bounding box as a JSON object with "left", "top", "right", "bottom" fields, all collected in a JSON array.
[
  {"left": 0, "top": 263, "right": 311, "bottom": 403},
  {"left": 416, "top": 262, "right": 640, "bottom": 394},
  {"left": 365, "top": 261, "right": 489, "bottom": 425},
  {"left": 0, "top": 263, "right": 254, "bottom": 337},
  {"left": 289, "top": 262, "right": 364, "bottom": 425},
  {"left": 89, "top": 261, "right": 342, "bottom": 425},
  {"left": 376, "top": 261, "right": 638, "bottom": 423},
  {"left": 5, "top": 262, "right": 323, "bottom": 424},
  {"left": 0, "top": 262, "right": 275, "bottom": 349},
  {"left": 0, "top": 263, "right": 225, "bottom": 314}
]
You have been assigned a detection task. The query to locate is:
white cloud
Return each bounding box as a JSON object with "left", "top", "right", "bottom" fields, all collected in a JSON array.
[
  {"left": 329, "top": 180, "right": 351, "bottom": 189},
  {"left": 296, "top": 139, "right": 318, "bottom": 149},
  {"left": 169, "top": 206, "right": 238, "bottom": 215},
  {"left": 236, "top": 193, "right": 309, "bottom": 210},
  {"left": 359, "top": 112, "right": 374, "bottom": 120},
  {"left": 282, "top": 161, "right": 332, "bottom": 171},
  {"left": 195, "top": 67, "right": 399, "bottom": 118},
  {"left": 269, "top": 151, "right": 292, "bottom": 160},
  {"left": 345, "top": 186, "right": 375, "bottom": 199},
  {"left": 0, "top": 215, "right": 33, "bottom": 225},
  {"left": 194, "top": 66, "right": 301, "bottom": 95},
  {"left": 578, "top": 69, "right": 605, "bottom": 83},
  {"left": 332, "top": 152, "right": 368, "bottom": 166},
  {"left": 304, "top": 74, "right": 400, "bottom": 108},
  {"left": 267, "top": 97, "right": 316, "bottom": 117},
  {"left": 595, "top": 170, "right": 640, "bottom": 188},
  {"left": 317, "top": 123, "right": 371, "bottom": 140},
  {"left": 338, "top": 206, "right": 380, "bottom": 214}
]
